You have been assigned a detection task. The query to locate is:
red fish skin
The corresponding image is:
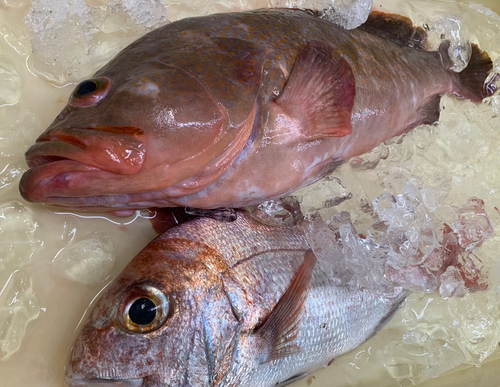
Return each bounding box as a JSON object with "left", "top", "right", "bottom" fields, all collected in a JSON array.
[{"left": 19, "top": 9, "right": 492, "bottom": 212}]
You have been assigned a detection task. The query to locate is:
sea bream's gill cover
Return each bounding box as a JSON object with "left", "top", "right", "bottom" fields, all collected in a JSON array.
[
  {"left": 65, "top": 211, "right": 408, "bottom": 387},
  {"left": 19, "top": 9, "right": 496, "bottom": 213}
]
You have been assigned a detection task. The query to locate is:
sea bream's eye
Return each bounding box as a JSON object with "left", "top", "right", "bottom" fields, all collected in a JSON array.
[
  {"left": 69, "top": 76, "right": 111, "bottom": 108},
  {"left": 118, "top": 285, "right": 173, "bottom": 333}
]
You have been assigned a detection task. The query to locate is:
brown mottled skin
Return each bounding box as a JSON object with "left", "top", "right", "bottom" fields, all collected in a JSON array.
[
  {"left": 19, "top": 9, "right": 493, "bottom": 212},
  {"left": 66, "top": 212, "right": 407, "bottom": 386}
]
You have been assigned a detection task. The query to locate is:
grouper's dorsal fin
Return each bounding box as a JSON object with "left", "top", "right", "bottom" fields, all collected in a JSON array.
[
  {"left": 358, "top": 11, "right": 427, "bottom": 50},
  {"left": 255, "top": 250, "right": 317, "bottom": 363},
  {"left": 273, "top": 40, "right": 355, "bottom": 140}
]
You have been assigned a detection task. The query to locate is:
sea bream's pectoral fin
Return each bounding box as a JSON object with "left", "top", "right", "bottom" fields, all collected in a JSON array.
[
  {"left": 272, "top": 40, "right": 356, "bottom": 140},
  {"left": 255, "top": 250, "right": 317, "bottom": 363}
]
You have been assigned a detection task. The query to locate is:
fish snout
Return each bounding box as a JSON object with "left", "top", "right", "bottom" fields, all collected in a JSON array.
[{"left": 27, "top": 127, "right": 146, "bottom": 175}]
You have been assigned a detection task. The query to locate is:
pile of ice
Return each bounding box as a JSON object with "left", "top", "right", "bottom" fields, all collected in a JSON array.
[{"left": 252, "top": 183, "right": 492, "bottom": 300}]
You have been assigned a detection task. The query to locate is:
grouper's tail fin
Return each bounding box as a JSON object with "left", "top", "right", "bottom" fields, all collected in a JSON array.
[
  {"left": 359, "top": 11, "right": 497, "bottom": 103},
  {"left": 452, "top": 43, "right": 496, "bottom": 103}
]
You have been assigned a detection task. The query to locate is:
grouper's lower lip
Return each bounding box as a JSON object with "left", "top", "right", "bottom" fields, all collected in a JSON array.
[
  {"left": 19, "top": 161, "right": 179, "bottom": 211},
  {"left": 19, "top": 159, "right": 103, "bottom": 203}
]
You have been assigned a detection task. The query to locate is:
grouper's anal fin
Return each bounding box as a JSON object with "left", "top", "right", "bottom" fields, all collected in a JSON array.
[
  {"left": 272, "top": 40, "right": 356, "bottom": 141},
  {"left": 254, "top": 250, "right": 317, "bottom": 363}
]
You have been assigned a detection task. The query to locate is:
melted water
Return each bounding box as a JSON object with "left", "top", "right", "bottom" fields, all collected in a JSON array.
[{"left": 0, "top": 1, "right": 500, "bottom": 387}]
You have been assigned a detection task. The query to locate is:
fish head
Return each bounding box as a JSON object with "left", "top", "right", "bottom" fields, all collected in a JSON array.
[
  {"left": 66, "top": 235, "right": 238, "bottom": 387},
  {"left": 20, "top": 62, "right": 229, "bottom": 212}
]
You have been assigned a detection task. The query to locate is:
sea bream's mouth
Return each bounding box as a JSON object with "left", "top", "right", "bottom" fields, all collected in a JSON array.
[
  {"left": 65, "top": 373, "right": 144, "bottom": 387},
  {"left": 19, "top": 127, "right": 146, "bottom": 204}
]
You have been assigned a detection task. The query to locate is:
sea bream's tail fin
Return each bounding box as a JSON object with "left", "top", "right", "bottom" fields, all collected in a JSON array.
[{"left": 451, "top": 43, "right": 497, "bottom": 102}]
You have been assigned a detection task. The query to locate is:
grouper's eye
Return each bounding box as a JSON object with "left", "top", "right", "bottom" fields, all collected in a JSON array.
[
  {"left": 69, "top": 76, "right": 111, "bottom": 108},
  {"left": 118, "top": 285, "right": 173, "bottom": 333}
]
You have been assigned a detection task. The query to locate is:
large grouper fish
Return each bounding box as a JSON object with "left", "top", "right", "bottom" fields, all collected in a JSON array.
[
  {"left": 65, "top": 211, "right": 407, "bottom": 387},
  {"left": 20, "top": 9, "right": 496, "bottom": 214}
]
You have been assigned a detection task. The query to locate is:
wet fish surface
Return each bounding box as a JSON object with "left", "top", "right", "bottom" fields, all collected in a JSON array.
[
  {"left": 20, "top": 9, "right": 495, "bottom": 213},
  {"left": 66, "top": 211, "right": 407, "bottom": 387}
]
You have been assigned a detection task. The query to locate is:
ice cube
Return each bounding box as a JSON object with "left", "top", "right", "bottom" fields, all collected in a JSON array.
[
  {"left": 248, "top": 196, "right": 303, "bottom": 227},
  {"left": 0, "top": 55, "right": 21, "bottom": 107},
  {"left": 300, "top": 211, "right": 353, "bottom": 286},
  {"left": 121, "top": 0, "right": 169, "bottom": 28},
  {"left": 0, "top": 201, "right": 42, "bottom": 271},
  {"left": 420, "top": 184, "right": 450, "bottom": 212},
  {"left": 0, "top": 271, "right": 40, "bottom": 360},
  {"left": 26, "top": 0, "right": 94, "bottom": 84},
  {"left": 53, "top": 236, "right": 115, "bottom": 285},
  {"left": 26, "top": 0, "right": 169, "bottom": 84},
  {"left": 0, "top": 163, "right": 24, "bottom": 192},
  {"left": 294, "top": 176, "right": 352, "bottom": 213},
  {"left": 385, "top": 264, "right": 438, "bottom": 293},
  {"left": 349, "top": 143, "right": 389, "bottom": 171},
  {"left": 321, "top": 0, "right": 374, "bottom": 30},
  {"left": 430, "top": 15, "right": 471, "bottom": 72},
  {"left": 384, "top": 326, "right": 465, "bottom": 384},
  {"left": 402, "top": 1, "right": 471, "bottom": 72},
  {"left": 0, "top": 0, "right": 29, "bottom": 8},
  {"left": 452, "top": 197, "right": 493, "bottom": 251},
  {"left": 337, "top": 214, "right": 373, "bottom": 278},
  {"left": 373, "top": 183, "right": 439, "bottom": 268},
  {"left": 439, "top": 266, "right": 466, "bottom": 298}
]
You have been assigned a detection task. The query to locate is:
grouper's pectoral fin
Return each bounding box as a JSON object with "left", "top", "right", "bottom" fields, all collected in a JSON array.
[
  {"left": 255, "top": 250, "right": 317, "bottom": 363},
  {"left": 272, "top": 40, "right": 356, "bottom": 140}
]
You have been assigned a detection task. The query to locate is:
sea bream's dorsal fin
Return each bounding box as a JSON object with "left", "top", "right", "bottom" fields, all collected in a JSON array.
[
  {"left": 358, "top": 11, "right": 427, "bottom": 50},
  {"left": 272, "top": 40, "right": 355, "bottom": 140},
  {"left": 255, "top": 250, "right": 317, "bottom": 362}
]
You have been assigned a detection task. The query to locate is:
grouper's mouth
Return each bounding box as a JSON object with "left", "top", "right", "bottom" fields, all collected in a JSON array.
[{"left": 19, "top": 127, "right": 147, "bottom": 209}]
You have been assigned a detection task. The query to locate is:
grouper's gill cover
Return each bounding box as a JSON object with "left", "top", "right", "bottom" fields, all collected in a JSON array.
[
  {"left": 65, "top": 211, "right": 408, "bottom": 387},
  {"left": 19, "top": 9, "right": 496, "bottom": 212}
]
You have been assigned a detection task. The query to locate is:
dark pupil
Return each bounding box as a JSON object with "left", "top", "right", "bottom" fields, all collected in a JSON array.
[
  {"left": 76, "top": 80, "right": 98, "bottom": 96},
  {"left": 129, "top": 298, "right": 157, "bottom": 326}
]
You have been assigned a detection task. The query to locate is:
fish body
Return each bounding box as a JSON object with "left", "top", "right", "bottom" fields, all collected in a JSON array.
[
  {"left": 20, "top": 9, "right": 494, "bottom": 212},
  {"left": 66, "top": 212, "right": 407, "bottom": 387}
]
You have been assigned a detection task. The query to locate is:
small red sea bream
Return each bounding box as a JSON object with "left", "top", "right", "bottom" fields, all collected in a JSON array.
[
  {"left": 19, "top": 9, "right": 496, "bottom": 213},
  {"left": 65, "top": 211, "right": 407, "bottom": 387}
]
